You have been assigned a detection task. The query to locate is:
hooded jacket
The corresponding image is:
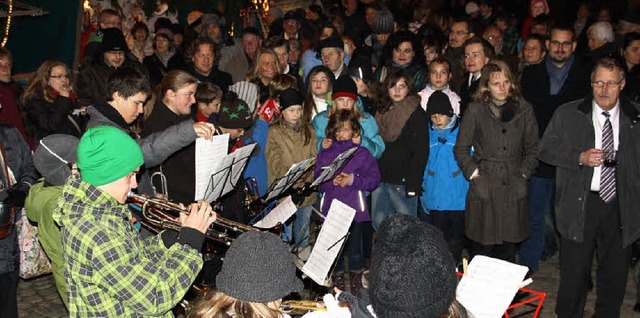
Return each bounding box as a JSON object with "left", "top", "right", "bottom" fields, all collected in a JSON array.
[{"left": 316, "top": 140, "right": 380, "bottom": 222}]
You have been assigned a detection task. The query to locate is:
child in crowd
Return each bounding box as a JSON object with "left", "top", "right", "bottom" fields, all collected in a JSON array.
[
  {"left": 347, "top": 57, "right": 379, "bottom": 116},
  {"left": 258, "top": 74, "right": 298, "bottom": 123},
  {"left": 194, "top": 82, "right": 222, "bottom": 122},
  {"left": 186, "top": 231, "right": 303, "bottom": 318},
  {"left": 313, "top": 75, "right": 385, "bottom": 159},
  {"left": 419, "top": 91, "right": 469, "bottom": 264},
  {"left": 304, "top": 65, "right": 334, "bottom": 122},
  {"left": 315, "top": 109, "right": 380, "bottom": 294},
  {"left": 419, "top": 58, "right": 461, "bottom": 116},
  {"left": 265, "top": 88, "right": 317, "bottom": 259}
]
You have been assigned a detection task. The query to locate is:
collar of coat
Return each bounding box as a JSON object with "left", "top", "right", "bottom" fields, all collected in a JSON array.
[{"left": 577, "top": 95, "right": 640, "bottom": 126}]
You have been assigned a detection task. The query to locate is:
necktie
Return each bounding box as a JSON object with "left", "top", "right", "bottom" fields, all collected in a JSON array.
[
  {"left": 600, "top": 111, "right": 616, "bottom": 203},
  {"left": 470, "top": 74, "right": 476, "bottom": 86}
]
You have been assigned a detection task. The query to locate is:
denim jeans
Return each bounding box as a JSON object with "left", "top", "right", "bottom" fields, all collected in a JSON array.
[
  {"left": 293, "top": 205, "right": 312, "bottom": 248},
  {"left": 519, "top": 176, "right": 555, "bottom": 270},
  {"left": 372, "top": 183, "right": 418, "bottom": 231},
  {"left": 335, "top": 222, "right": 367, "bottom": 273}
]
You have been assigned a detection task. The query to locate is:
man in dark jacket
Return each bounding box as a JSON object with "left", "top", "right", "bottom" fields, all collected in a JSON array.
[
  {"left": 540, "top": 57, "right": 640, "bottom": 318},
  {"left": 519, "top": 26, "right": 591, "bottom": 272},
  {"left": 77, "top": 28, "right": 148, "bottom": 107}
]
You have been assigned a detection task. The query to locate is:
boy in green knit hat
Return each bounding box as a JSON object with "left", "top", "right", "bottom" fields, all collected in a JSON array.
[{"left": 53, "top": 126, "right": 216, "bottom": 317}]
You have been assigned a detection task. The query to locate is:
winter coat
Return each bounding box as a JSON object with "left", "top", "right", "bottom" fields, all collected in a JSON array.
[
  {"left": 143, "top": 51, "right": 185, "bottom": 86},
  {"left": 539, "top": 97, "right": 640, "bottom": 248},
  {"left": 241, "top": 119, "right": 269, "bottom": 197},
  {"left": 22, "top": 91, "right": 84, "bottom": 140},
  {"left": 53, "top": 174, "right": 203, "bottom": 317},
  {"left": 76, "top": 58, "right": 148, "bottom": 107},
  {"left": 25, "top": 181, "right": 67, "bottom": 305},
  {"left": 87, "top": 103, "right": 197, "bottom": 169},
  {"left": 141, "top": 101, "right": 196, "bottom": 203},
  {"left": 521, "top": 55, "right": 591, "bottom": 177},
  {"left": 375, "top": 95, "right": 430, "bottom": 194},
  {"left": 0, "top": 124, "right": 37, "bottom": 275},
  {"left": 182, "top": 63, "right": 233, "bottom": 94},
  {"left": 315, "top": 140, "right": 380, "bottom": 222},
  {"left": 420, "top": 117, "right": 469, "bottom": 211},
  {"left": 312, "top": 106, "right": 385, "bottom": 159},
  {"left": 453, "top": 99, "right": 539, "bottom": 245},
  {"left": 265, "top": 122, "right": 317, "bottom": 207}
]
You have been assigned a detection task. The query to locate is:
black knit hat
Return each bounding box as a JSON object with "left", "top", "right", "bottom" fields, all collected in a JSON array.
[
  {"left": 371, "top": 10, "right": 394, "bottom": 34},
  {"left": 218, "top": 92, "right": 254, "bottom": 129},
  {"left": 332, "top": 75, "right": 357, "bottom": 101},
  {"left": 317, "top": 35, "right": 344, "bottom": 52},
  {"left": 279, "top": 88, "right": 303, "bottom": 111},
  {"left": 34, "top": 134, "right": 79, "bottom": 186},
  {"left": 370, "top": 214, "right": 457, "bottom": 318},
  {"left": 347, "top": 56, "right": 374, "bottom": 82},
  {"left": 216, "top": 231, "right": 303, "bottom": 302},
  {"left": 283, "top": 10, "right": 302, "bottom": 21},
  {"left": 101, "top": 28, "right": 128, "bottom": 53},
  {"left": 426, "top": 90, "right": 454, "bottom": 117}
]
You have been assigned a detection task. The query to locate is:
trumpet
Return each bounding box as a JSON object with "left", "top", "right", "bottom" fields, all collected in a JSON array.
[{"left": 127, "top": 193, "right": 258, "bottom": 246}]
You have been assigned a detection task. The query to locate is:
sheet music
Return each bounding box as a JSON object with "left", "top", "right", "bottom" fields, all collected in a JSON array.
[
  {"left": 265, "top": 158, "right": 315, "bottom": 202},
  {"left": 195, "top": 135, "right": 229, "bottom": 200},
  {"left": 222, "top": 143, "right": 257, "bottom": 196},
  {"left": 456, "top": 255, "right": 530, "bottom": 318},
  {"left": 302, "top": 199, "right": 355, "bottom": 286},
  {"left": 311, "top": 147, "right": 358, "bottom": 188},
  {"left": 253, "top": 196, "right": 297, "bottom": 229}
]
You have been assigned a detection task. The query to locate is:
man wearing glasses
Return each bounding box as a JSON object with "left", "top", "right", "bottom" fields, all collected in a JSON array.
[
  {"left": 519, "top": 26, "right": 591, "bottom": 276},
  {"left": 540, "top": 57, "right": 640, "bottom": 318},
  {"left": 444, "top": 16, "right": 475, "bottom": 91}
]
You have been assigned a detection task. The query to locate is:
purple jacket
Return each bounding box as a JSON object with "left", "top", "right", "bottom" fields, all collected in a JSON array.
[{"left": 315, "top": 140, "right": 381, "bottom": 222}]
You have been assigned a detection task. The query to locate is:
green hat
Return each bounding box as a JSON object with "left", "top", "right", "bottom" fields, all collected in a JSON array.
[{"left": 77, "top": 126, "right": 144, "bottom": 186}]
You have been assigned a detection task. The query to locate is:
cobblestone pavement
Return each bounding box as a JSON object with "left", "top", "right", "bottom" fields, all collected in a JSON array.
[{"left": 16, "top": 253, "right": 640, "bottom": 317}]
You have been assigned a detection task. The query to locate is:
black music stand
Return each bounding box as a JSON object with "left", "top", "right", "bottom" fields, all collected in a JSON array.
[
  {"left": 202, "top": 144, "right": 256, "bottom": 203},
  {"left": 264, "top": 157, "right": 315, "bottom": 202},
  {"left": 310, "top": 146, "right": 359, "bottom": 188}
]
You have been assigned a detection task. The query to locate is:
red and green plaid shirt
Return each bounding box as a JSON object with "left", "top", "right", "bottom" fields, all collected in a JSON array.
[{"left": 53, "top": 174, "right": 203, "bottom": 317}]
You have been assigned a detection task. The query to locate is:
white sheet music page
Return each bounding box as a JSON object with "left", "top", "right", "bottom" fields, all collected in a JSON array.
[
  {"left": 302, "top": 199, "right": 355, "bottom": 286},
  {"left": 195, "top": 134, "right": 229, "bottom": 200},
  {"left": 456, "top": 255, "right": 530, "bottom": 318},
  {"left": 222, "top": 143, "right": 257, "bottom": 196},
  {"left": 253, "top": 196, "right": 297, "bottom": 229}
]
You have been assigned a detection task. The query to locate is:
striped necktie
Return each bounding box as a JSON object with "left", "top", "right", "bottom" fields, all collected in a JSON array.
[{"left": 600, "top": 111, "right": 616, "bottom": 203}]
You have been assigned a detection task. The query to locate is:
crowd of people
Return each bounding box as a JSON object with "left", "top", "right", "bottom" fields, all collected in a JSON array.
[{"left": 1, "top": 0, "right": 640, "bottom": 317}]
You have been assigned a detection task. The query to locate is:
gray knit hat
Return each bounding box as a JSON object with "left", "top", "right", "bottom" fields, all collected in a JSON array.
[
  {"left": 229, "top": 81, "right": 259, "bottom": 112},
  {"left": 370, "top": 214, "right": 457, "bottom": 318},
  {"left": 34, "top": 134, "right": 79, "bottom": 186},
  {"left": 371, "top": 10, "right": 394, "bottom": 35},
  {"left": 216, "top": 231, "right": 303, "bottom": 302}
]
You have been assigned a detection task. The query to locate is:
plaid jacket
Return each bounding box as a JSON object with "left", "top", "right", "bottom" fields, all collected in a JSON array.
[{"left": 53, "top": 174, "right": 203, "bottom": 317}]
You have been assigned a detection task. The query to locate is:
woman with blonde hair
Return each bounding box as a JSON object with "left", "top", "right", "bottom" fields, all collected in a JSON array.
[
  {"left": 247, "top": 48, "right": 281, "bottom": 105},
  {"left": 22, "top": 60, "right": 84, "bottom": 140},
  {"left": 453, "top": 60, "right": 538, "bottom": 263}
]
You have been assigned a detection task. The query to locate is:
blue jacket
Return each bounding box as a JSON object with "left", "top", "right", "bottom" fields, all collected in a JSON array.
[
  {"left": 315, "top": 140, "right": 380, "bottom": 222},
  {"left": 312, "top": 104, "right": 385, "bottom": 159},
  {"left": 420, "top": 116, "right": 469, "bottom": 212},
  {"left": 242, "top": 119, "right": 269, "bottom": 196}
]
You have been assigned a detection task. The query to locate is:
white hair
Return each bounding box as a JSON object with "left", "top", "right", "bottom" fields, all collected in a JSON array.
[{"left": 588, "top": 22, "right": 615, "bottom": 43}]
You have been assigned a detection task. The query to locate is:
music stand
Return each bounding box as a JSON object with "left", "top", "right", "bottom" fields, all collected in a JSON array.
[
  {"left": 310, "top": 146, "right": 358, "bottom": 188},
  {"left": 201, "top": 144, "right": 256, "bottom": 203},
  {"left": 264, "top": 157, "right": 315, "bottom": 202}
]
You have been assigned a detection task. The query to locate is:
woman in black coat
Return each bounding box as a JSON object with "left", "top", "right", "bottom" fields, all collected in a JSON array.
[
  {"left": 143, "top": 32, "right": 184, "bottom": 86},
  {"left": 21, "top": 60, "right": 84, "bottom": 141}
]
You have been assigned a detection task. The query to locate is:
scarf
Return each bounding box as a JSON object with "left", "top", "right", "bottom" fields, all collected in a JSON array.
[
  {"left": 489, "top": 99, "right": 517, "bottom": 123},
  {"left": 155, "top": 49, "right": 175, "bottom": 68},
  {"left": 375, "top": 94, "right": 420, "bottom": 142}
]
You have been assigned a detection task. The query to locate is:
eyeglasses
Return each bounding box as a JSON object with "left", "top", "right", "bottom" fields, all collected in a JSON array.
[
  {"left": 592, "top": 79, "right": 624, "bottom": 88},
  {"left": 50, "top": 74, "right": 70, "bottom": 79},
  {"left": 549, "top": 40, "right": 573, "bottom": 48}
]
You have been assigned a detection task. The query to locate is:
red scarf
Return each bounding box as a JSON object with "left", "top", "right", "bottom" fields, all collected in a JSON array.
[{"left": 49, "top": 88, "right": 76, "bottom": 104}]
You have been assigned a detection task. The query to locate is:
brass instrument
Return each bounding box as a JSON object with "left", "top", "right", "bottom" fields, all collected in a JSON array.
[
  {"left": 281, "top": 300, "right": 327, "bottom": 312},
  {"left": 242, "top": 177, "right": 261, "bottom": 216},
  {"left": 127, "top": 193, "right": 258, "bottom": 246}
]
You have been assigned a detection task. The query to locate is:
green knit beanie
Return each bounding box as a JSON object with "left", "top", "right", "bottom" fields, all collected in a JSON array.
[{"left": 77, "top": 126, "right": 144, "bottom": 186}]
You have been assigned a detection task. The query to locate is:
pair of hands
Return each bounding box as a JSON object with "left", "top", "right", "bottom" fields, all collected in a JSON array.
[
  {"left": 179, "top": 200, "right": 217, "bottom": 234},
  {"left": 321, "top": 135, "right": 362, "bottom": 149},
  {"left": 332, "top": 172, "right": 353, "bottom": 187}
]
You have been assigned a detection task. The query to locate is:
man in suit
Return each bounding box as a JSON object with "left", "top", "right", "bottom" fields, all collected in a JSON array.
[
  {"left": 519, "top": 26, "right": 591, "bottom": 272},
  {"left": 539, "top": 57, "right": 640, "bottom": 317},
  {"left": 458, "top": 36, "right": 494, "bottom": 115}
]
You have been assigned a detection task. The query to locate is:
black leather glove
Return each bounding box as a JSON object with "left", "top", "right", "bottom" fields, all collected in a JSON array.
[
  {"left": 291, "top": 192, "right": 305, "bottom": 205},
  {"left": 5, "top": 187, "right": 27, "bottom": 208}
]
